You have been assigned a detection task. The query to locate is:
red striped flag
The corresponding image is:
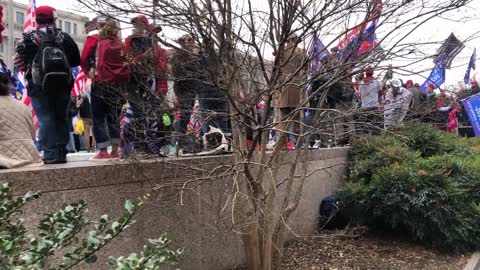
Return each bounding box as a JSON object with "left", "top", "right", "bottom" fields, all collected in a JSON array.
[
  {"left": 338, "top": 0, "right": 382, "bottom": 50},
  {"left": 71, "top": 68, "right": 87, "bottom": 97},
  {"left": 21, "top": 0, "right": 38, "bottom": 130}
]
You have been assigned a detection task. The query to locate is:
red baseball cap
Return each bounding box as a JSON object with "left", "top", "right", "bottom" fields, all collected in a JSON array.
[
  {"left": 36, "top": 6, "right": 56, "bottom": 21},
  {"left": 427, "top": 83, "right": 435, "bottom": 90},
  {"left": 131, "top": 15, "right": 149, "bottom": 26},
  {"left": 472, "top": 80, "right": 478, "bottom": 86}
]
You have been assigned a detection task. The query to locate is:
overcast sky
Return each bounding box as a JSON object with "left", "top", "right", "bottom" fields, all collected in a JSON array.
[{"left": 19, "top": 0, "right": 480, "bottom": 88}]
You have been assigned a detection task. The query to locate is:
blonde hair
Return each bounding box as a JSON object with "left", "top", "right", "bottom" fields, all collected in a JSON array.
[
  {"left": 177, "top": 34, "right": 193, "bottom": 45},
  {"left": 100, "top": 18, "right": 119, "bottom": 40}
]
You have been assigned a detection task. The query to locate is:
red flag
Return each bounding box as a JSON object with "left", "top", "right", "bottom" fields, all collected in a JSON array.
[
  {"left": 338, "top": 0, "right": 382, "bottom": 50},
  {"left": 20, "top": 0, "right": 38, "bottom": 130}
]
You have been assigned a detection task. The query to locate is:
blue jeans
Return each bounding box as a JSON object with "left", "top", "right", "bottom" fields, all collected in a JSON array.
[
  {"left": 30, "top": 92, "right": 70, "bottom": 160},
  {"left": 91, "top": 83, "right": 122, "bottom": 149},
  {"left": 67, "top": 132, "right": 76, "bottom": 152}
]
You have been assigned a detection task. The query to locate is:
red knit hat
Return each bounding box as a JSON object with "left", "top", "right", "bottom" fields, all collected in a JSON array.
[
  {"left": 131, "top": 15, "right": 149, "bottom": 26},
  {"left": 406, "top": 80, "right": 413, "bottom": 88},
  {"left": 364, "top": 66, "right": 374, "bottom": 76},
  {"left": 36, "top": 6, "right": 56, "bottom": 21}
]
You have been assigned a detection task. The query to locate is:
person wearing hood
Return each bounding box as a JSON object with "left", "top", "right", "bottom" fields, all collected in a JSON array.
[
  {"left": 384, "top": 79, "right": 412, "bottom": 129},
  {"left": 13, "top": 6, "right": 80, "bottom": 164}
]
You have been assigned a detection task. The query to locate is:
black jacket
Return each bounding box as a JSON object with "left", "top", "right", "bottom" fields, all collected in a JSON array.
[{"left": 78, "top": 97, "right": 93, "bottom": 119}]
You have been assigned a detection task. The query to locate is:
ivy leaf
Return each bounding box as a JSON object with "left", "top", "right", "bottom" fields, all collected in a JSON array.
[
  {"left": 85, "top": 254, "right": 97, "bottom": 264},
  {"left": 124, "top": 200, "right": 136, "bottom": 214}
]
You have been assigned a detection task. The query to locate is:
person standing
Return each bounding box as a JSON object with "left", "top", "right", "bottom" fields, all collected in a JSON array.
[
  {"left": 13, "top": 6, "right": 80, "bottom": 164},
  {"left": 384, "top": 79, "right": 412, "bottom": 129},
  {"left": 357, "top": 66, "right": 383, "bottom": 135},
  {"left": 124, "top": 15, "right": 163, "bottom": 155},
  {"left": 66, "top": 95, "right": 78, "bottom": 153},
  {"left": 76, "top": 94, "right": 96, "bottom": 152},
  {"left": 170, "top": 34, "right": 204, "bottom": 152},
  {"left": 274, "top": 33, "right": 307, "bottom": 149},
  {"left": 81, "top": 18, "right": 130, "bottom": 160}
]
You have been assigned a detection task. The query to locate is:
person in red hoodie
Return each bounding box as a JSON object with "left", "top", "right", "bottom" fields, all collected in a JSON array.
[{"left": 80, "top": 18, "right": 130, "bottom": 161}]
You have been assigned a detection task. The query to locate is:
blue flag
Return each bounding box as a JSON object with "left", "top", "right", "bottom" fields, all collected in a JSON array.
[
  {"left": 420, "top": 54, "right": 446, "bottom": 94},
  {"left": 464, "top": 48, "right": 476, "bottom": 85},
  {"left": 308, "top": 35, "right": 330, "bottom": 73},
  {"left": 462, "top": 93, "right": 480, "bottom": 137},
  {"left": 307, "top": 34, "right": 330, "bottom": 95}
]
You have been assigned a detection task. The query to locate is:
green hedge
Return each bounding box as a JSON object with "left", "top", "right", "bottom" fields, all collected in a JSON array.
[{"left": 337, "top": 124, "right": 480, "bottom": 253}]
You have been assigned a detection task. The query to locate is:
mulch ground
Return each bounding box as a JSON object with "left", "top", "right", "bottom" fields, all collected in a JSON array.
[{"left": 281, "top": 229, "right": 470, "bottom": 270}]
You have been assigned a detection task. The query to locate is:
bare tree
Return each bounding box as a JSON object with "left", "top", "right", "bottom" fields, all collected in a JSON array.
[{"left": 76, "top": 0, "right": 475, "bottom": 269}]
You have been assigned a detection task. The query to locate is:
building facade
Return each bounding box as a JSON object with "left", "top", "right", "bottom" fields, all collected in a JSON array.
[{"left": 0, "top": 0, "right": 89, "bottom": 68}]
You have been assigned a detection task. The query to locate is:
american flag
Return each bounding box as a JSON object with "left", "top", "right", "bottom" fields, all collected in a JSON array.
[
  {"left": 338, "top": 0, "right": 382, "bottom": 50},
  {"left": 71, "top": 66, "right": 87, "bottom": 97},
  {"left": 187, "top": 99, "right": 202, "bottom": 137},
  {"left": 20, "top": 0, "right": 38, "bottom": 130}
]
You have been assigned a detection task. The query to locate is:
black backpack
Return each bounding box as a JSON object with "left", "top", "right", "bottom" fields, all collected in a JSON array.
[
  {"left": 319, "top": 195, "right": 348, "bottom": 231},
  {"left": 31, "top": 28, "right": 72, "bottom": 92}
]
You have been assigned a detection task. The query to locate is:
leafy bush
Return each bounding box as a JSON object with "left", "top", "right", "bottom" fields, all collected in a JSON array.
[
  {"left": 387, "top": 123, "right": 472, "bottom": 157},
  {"left": 0, "top": 183, "right": 183, "bottom": 269},
  {"left": 338, "top": 123, "right": 480, "bottom": 253}
]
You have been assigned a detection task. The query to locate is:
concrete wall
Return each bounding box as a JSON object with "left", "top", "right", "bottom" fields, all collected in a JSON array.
[{"left": 0, "top": 148, "right": 349, "bottom": 270}]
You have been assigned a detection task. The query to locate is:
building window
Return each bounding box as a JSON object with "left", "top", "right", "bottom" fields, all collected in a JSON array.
[
  {"left": 65, "top": 21, "right": 71, "bottom": 34},
  {"left": 58, "top": 20, "right": 63, "bottom": 29},
  {"left": 73, "top": 23, "right": 77, "bottom": 35},
  {"left": 16, "top": 12, "right": 24, "bottom": 25}
]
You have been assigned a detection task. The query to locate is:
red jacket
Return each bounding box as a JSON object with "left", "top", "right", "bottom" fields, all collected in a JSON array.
[
  {"left": 155, "top": 47, "right": 168, "bottom": 95},
  {"left": 80, "top": 33, "right": 100, "bottom": 79}
]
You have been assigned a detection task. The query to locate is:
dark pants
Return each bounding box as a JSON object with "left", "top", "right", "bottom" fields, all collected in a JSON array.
[
  {"left": 354, "top": 107, "right": 382, "bottom": 136},
  {"left": 199, "top": 96, "right": 230, "bottom": 136},
  {"left": 174, "top": 80, "right": 198, "bottom": 135},
  {"left": 123, "top": 79, "right": 146, "bottom": 152},
  {"left": 91, "top": 83, "right": 122, "bottom": 149},
  {"left": 31, "top": 92, "right": 70, "bottom": 161}
]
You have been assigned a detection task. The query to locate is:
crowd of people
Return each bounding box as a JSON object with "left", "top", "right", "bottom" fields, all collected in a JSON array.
[
  {"left": 1, "top": 6, "right": 231, "bottom": 167},
  {"left": 0, "top": 5, "right": 477, "bottom": 169}
]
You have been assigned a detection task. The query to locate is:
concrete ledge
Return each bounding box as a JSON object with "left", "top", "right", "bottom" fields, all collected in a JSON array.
[
  {"left": 464, "top": 252, "right": 480, "bottom": 270},
  {"left": 0, "top": 147, "right": 350, "bottom": 270},
  {"left": 0, "top": 147, "right": 350, "bottom": 195}
]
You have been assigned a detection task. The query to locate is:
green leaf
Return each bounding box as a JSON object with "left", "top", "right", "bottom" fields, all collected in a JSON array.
[
  {"left": 85, "top": 254, "right": 97, "bottom": 264},
  {"left": 124, "top": 200, "right": 136, "bottom": 214}
]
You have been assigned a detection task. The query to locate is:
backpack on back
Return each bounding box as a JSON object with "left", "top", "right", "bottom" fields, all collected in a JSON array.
[
  {"left": 96, "top": 38, "right": 130, "bottom": 84},
  {"left": 31, "top": 28, "right": 72, "bottom": 92}
]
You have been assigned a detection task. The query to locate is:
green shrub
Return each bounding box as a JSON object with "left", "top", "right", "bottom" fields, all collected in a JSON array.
[
  {"left": 0, "top": 183, "right": 183, "bottom": 269},
  {"left": 338, "top": 123, "right": 480, "bottom": 253},
  {"left": 387, "top": 123, "right": 472, "bottom": 157}
]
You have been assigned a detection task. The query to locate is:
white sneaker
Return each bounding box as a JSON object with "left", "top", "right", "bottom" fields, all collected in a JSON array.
[{"left": 266, "top": 140, "right": 276, "bottom": 150}]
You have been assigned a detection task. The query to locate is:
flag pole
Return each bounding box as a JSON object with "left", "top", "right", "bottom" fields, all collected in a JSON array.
[{"left": 7, "top": 0, "right": 14, "bottom": 70}]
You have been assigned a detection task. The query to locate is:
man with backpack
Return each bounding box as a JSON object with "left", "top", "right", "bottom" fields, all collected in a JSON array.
[
  {"left": 13, "top": 6, "right": 80, "bottom": 164},
  {"left": 81, "top": 18, "right": 130, "bottom": 161}
]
